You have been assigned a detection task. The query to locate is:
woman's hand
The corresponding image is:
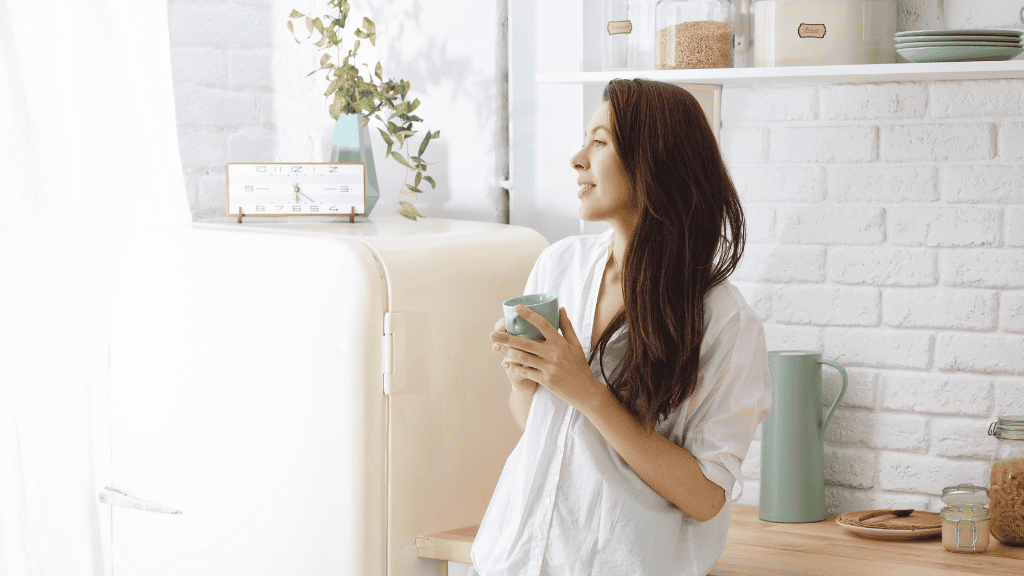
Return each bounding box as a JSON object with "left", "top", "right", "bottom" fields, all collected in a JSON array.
[
  {"left": 491, "top": 316, "right": 539, "bottom": 393},
  {"left": 490, "top": 306, "right": 604, "bottom": 412}
]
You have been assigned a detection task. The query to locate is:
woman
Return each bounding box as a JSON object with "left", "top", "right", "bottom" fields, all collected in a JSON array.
[{"left": 472, "top": 78, "right": 772, "bottom": 576}]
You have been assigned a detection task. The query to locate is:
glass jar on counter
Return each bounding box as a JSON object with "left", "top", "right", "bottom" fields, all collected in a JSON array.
[
  {"left": 988, "top": 415, "right": 1024, "bottom": 546},
  {"left": 655, "top": 0, "right": 733, "bottom": 69},
  {"left": 940, "top": 484, "right": 990, "bottom": 553}
]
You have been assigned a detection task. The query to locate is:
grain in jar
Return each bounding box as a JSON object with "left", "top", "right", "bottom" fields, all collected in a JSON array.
[
  {"left": 655, "top": 0, "right": 732, "bottom": 70},
  {"left": 988, "top": 416, "right": 1024, "bottom": 547}
]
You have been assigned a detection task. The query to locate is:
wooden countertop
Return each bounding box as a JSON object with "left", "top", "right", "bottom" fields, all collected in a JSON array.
[{"left": 416, "top": 504, "right": 1024, "bottom": 575}]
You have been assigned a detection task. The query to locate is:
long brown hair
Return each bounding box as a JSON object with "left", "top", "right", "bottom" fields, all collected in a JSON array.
[{"left": 589, "top": 78, "right": 745, "bottom": 429}]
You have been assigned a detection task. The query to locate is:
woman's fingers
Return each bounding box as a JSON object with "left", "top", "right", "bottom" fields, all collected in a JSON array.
[
  {"left": 514, "top": 305, "right": 559, "bottom": 341},
  {"left": 493, "top": 317, "right": 507, "bottom": 332}
]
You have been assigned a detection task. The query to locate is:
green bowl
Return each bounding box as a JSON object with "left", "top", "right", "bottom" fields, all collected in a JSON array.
[{"left": 896, "top": 44, "right": 1024, "bottom": 62}]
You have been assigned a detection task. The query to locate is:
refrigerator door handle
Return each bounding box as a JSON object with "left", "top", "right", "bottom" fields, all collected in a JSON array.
[{"left": 98, "top": 486, "right": 183, "bottom": 514}]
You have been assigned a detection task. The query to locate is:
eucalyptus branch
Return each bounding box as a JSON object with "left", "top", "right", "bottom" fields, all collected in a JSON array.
[{"left": 287, "top": 1, "right": 438, "bottom": 220}]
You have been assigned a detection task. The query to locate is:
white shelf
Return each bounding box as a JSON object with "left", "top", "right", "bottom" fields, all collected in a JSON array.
[{"left": 536, "top": 60, "right": 1024, "bottom": 86}]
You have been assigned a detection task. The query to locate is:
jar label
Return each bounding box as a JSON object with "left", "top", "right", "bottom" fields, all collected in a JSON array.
[
  {"left": 798, "top": 23, "right": 826, "bottom": 38},
  {"left": 607, "top": 20, "right": 632, "bottom": 35}
]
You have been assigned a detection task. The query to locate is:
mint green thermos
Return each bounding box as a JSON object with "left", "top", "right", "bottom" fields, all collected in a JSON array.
[{"left": 760, "top": 351, "right": 848, "bottom": 523}]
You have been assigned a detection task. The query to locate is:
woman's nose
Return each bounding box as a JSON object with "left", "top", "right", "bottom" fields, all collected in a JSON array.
[{"left": 570, "top": 147, "right": 586, "bottom": 171}]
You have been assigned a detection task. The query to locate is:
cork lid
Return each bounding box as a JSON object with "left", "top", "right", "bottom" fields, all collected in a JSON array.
[{"left": 836, "top": 509, "right": 941, "bottom": 531}]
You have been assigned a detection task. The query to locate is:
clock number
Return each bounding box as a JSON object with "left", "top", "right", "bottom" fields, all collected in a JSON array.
[
  {"left": 329, "top": 206, "right": 338, "bottom": 211},
  {"left": 275, "top": 206, "right": 283, "bottom": 212},
  {"left": 245, "top": 185, "right": 253, "bottom": 191},
  {"left": 329, "top": 166, "right": 337, "bottom": 172},
  {"left": 256, "top": 206, "right": 265, "bottom": 212},
  {"left": 293, "top": 206, "right": 302, "bottom": 212},
  {"left": 292, "top": 166, "right": 302, "bottom": 172},
  {"left": 310, "top": 206, "right": 319, "bottom": 212},
  {"left": 257, "top": 166, "right": 266, "bottom": 172},
  {"left": 340, "top": 186, "right": 349, "bottom": 193}
]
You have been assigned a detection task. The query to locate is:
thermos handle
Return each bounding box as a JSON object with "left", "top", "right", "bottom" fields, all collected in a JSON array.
[{"left": 819, "top": 359, "right": 848, "bottom": 433}]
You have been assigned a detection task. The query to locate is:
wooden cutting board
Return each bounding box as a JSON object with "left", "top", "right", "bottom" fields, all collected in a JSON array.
[{"left": 416, "top": 504, "right": 1024, "bottom": 575}]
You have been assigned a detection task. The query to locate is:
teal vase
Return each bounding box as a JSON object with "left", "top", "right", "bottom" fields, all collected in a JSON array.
[{"left": 331, "top": 113, "right": 380, "bottom": 216}]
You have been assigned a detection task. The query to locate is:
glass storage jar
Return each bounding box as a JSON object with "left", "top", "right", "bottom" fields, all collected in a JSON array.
[
  {"left": 655, "top": 0, "right": 733, "bottom": 69},
  {"left": 940, "top": 484, "right": 990, "bottom": 553},
  {"left": 602, "top": 0, "right": 659, "bottom": 70},
  {"left": 988, "top": 415, "right": 1024, "bottom": 546}
]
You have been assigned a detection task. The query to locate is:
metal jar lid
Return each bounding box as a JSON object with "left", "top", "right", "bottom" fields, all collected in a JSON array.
[
  {"left": 941, "top": 484, "right": 990, "bottom": 507},
  {"left": 988, "top": 415, "right": 1024, "bottom": 440}
]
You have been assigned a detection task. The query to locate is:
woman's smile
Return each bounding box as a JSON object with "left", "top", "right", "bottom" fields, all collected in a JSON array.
[{"left": 578, "top": 183, "right": 595, "bottom": 198}]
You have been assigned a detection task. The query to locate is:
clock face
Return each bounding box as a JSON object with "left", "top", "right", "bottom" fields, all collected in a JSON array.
[{"left": 226, "top": 163, "right": 365, "bottom": 216}]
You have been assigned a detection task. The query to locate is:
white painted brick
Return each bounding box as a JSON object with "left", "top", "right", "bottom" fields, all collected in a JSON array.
[
  {"left": 720, "top": 126, "right": 765, "bottom": 165},
  {"left": 826, "top": 368, "right": 876, "bottom": 409},
  {"left": 823, "top": 328, "right": 933, "bottom": 370},
  {"left": 931, "top": 79, "right": 1024, "bottom": 118},
  {"left": 880, "top": 123, "right": 994, "bottom": 162},
  {"left": 730, "top": 166, "right": 825, "bottom": 202},
  {"left": 943, "top": 165, "right": 1024, "bottom": 204},
  {"left": 880, "top": 373, "right": 993, "bottom": 416},
  {"left": 770, "top": 126, "right": 876, "bottom": 163},
  {"left": 721, "top": 86, "right": 817, "bottom": 122},
  {"left": 743, "top": 204, "right": 775, "bottom": 242},
  {"left": 883, "top": 289, "right": 998, "bottom": 331},
  {"left": 824, "top": 446, "right": 877, "bottom": 489},
  {"left": 176, "top": 129, "right": 228, "bottom": 168},
  {"left": 197, "top": 172, "right": 227, "bottom": 218},
  {"left": 1002, "top": 292, "right": 1024, "bottom": 333},
  {"left": 168, "top": 3, "right": 271, "bottom": 48},
  {"left": 897, "top": 2, "right": 943, "bottom": 33},
  {"left": 877, "top": 452, "right": 989, "bottom": 494},
  {"left": 258, "top": 93, "right": 276, "bottom": 126},
  {"left": 936, "top": 332, "right": 1024, "bottom": 375},
  {"left": 820, "top": 83, "right": 927, "bottom": 121},
  {"left": 826, "top": 165, "right": 938, "bottom": 202},
  {"left": 731, "top": 281, "right": 772, "bottom": 321},
  {"left": 1009, "top": 207, "right": 1024, "bottom": 247},
  {"left": 828, "top": 247, "right": 937, "bottom": 287},
  {"left": 998, "top": 121, "right": 1024, "bottom": 161},
  {"left": 764, "top": 324, "right": 822, "bottom": 352},
  {"left": 170, "top": 48, "right": 227, "bottom": 87},
  {"left": 823, "top": 410, "right": 929, "bottom": 453},
  {"left": 779, "top": 206, "right": 885, "bottom": 245},
  {"left": 943, "top": 250, "right": 1024, "bottom": 288},
  {"left": 890, "top": 206, "right": 1000, "bottom": 247},
  {"left": 943, "top": 1, "right": 1024, "bottom": 29},
  {"left": 774, "top": 286, "right": 881, "bottom": 327},
  {"left": 995, "top": 377, "right": 1024, "bottom": 417},
  {"left": 826, "top": 488, "right": 933, "bottom": 517},
  {"left": 174, "top": 88, "right": 259, "bottom": 127},
  {"left": 933, "top": 419, "right": 999, "bottom": 459},
  {"left": 733, "top": 244, "right": 825, "bottom": 283},
  {"left": 229, "top": 50, "right": 274, "bottom": 90},
  {"left": 227, "top": 128, "right": 276, "bottom": 162}
]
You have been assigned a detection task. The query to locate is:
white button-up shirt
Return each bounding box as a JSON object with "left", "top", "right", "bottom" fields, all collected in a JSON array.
[{"left": 471, "top": 229, "right": 772, "bottom": 576}]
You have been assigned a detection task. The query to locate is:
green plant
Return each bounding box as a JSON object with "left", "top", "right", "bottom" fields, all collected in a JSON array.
[{"left": 288, "top": 0, "right": 438, "bottom": 220}]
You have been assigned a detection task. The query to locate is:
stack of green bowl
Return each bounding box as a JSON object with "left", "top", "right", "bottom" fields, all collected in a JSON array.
[{"left": 896, "top": 29, "right": 1023, "bottom": 63}]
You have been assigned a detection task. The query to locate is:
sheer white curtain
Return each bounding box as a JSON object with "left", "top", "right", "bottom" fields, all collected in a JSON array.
[{"left": 0, "top": 0, "right": 189, "bottom": 573}]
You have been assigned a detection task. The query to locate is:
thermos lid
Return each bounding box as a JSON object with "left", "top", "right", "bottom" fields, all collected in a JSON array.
[
  {"left": 988, "top": 415, "right": 1024, "bottom": 439},
  {"left": 940, "top": 484, "right": 990, "bottom": 507}
]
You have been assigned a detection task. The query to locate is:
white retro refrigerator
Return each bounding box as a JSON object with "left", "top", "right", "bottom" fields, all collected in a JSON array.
[{"left": 100, "top": 217, "right": 548, "bottom": 576}]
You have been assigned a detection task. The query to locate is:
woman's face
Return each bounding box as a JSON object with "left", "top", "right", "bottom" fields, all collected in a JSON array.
[{"left": 569, "top": 101, "right": 638, "bottom": 226}]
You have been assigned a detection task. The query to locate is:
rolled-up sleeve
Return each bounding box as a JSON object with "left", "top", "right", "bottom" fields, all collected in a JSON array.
[{"left": 680, "top": 293, "right": 772, "bottom": 495}]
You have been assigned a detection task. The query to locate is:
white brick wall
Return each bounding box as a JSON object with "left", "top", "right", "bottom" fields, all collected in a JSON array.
[
  {"left": 167, "top": 0, "right": 274, "bottom": 219},
  {"left": 727, "top": 78, "right": 1024, "bottom": 514}
]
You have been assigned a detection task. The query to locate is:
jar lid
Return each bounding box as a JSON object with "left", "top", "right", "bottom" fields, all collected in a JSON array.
[
  {"left": 988, "top": 415, "right": 1024, "bottom": 439},
  {"left": 941, "top": 484, "right": 990, "bottom": 507}
]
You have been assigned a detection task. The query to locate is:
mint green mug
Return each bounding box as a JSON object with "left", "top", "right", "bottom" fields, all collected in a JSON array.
[{"left": 503, "top": 293, "right": 559, "bottom": 340}]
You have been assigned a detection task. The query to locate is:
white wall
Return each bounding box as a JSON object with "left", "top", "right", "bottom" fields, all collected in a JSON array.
[
  {"left": 168, "top": 0, "right": 506, "bottom": 222},
  {"left": 166, "top": 0, "right": 1024, "bottom": 516}
]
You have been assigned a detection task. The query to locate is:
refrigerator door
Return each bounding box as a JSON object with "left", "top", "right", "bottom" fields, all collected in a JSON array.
[
  {"left": 105, "top": 227, "right": 387, "bottom": 576},
  {"left": 357, "top": 219, "right": 548, "bottom": 576}
]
